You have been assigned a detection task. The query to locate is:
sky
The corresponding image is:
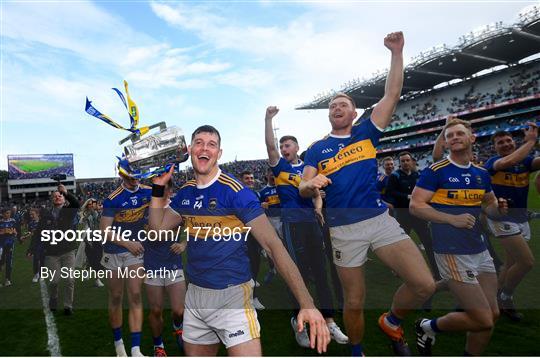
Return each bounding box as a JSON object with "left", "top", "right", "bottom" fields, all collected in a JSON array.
[{"left": 1, "top": 0, "right": 539, "bottom": 178}]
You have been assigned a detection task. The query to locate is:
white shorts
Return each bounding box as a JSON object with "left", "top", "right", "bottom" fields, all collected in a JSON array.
[
  {"left": 101, "top": 251, "right": 144, "bottom": 270},
  {"left": 329, "top": 209, "right": 409, "bottom": 267},
  {"left": 435, "top": 250, "right": 496, "bottom": 284},
  {"left": 486, "top": 218, "right": 531, "bottom": 241},
  {"left": 144, "top": 269, "right": 185, "bottom": 286},
  {"left": 183, "top": 280, "right": 260, "bottom": 348},
  {"left": 268, "top": 216, "right": 282, "bottom": 238}
]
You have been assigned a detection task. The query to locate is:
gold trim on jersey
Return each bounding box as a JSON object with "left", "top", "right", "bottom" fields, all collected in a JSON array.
[
  {"left": 241, "top": 282, "right": 259, "bottom": 339},
  {"left": 430, "top": 189, "right": 485, "bottom": 206},
  {"left": 183, "top": 215, "right": 249, "bottom": 238},
  {"left": 430, "top": 159, "right": 451, "bottom": 172},
  {"left": 180, "top": 180, "right": 196, "bottom": 189},
  {"left": 490, "top": 171, "right": 529, "bottom": 188},
  {"left": 317, "top": 139, "right": 376, "bottom": 176},
  {"left": 275, "top": 171, "right": 302, "bottom": 187},
  {"left": 108, "top": 186, "right": 124, "bottom": 200},
  {"left": 265, "top": 195, "right": 280, "bottom": 205},
  {"left": 114, "top": 203, "right": 149, "bottom": 223},
  {"left": 218, "top": 174, "right": 243, "bottom": 192}
]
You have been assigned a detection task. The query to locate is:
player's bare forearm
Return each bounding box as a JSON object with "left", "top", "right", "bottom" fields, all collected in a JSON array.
[
  {"left": 372, "top": 52, "right": 404, "bottom": 129},
  {"left": 299, "top": 179, "right": 317, "bottom": 198},
  {"left": 148, "top": 196, "right": 167, "bottom": 230},
  {"left": 249, "top": 215, "right": 315, "bottom": 308},
  {"left": 410, "top": 188, "right": 453, "bottom": 224},
  {"left": 493, "top": 140, "right": 536, "bottom": 171},
  {"left": 432, "top": 132, "right": 446, "bottom": 162},
  {"left": 265, "top": 107, "right": 280, "bottom": 165}
]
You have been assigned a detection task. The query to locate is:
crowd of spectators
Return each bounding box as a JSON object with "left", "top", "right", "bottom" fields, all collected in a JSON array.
[{"left": 386, "top": 64, "right": 540, "bottom": 130}]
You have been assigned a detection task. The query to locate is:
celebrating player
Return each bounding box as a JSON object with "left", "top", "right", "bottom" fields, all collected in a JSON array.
[
  {"left": 300, "top": 32, "right": 435, "bottom": 356},
  {"left": 410, "top": 118, "right": 506, "bottom": 356},
  {"left": 483, "top": 124, "right": 539, "bottom": 321},
  {"left": 149, "top": 125, "right": 330, "bottom": 356},
  {"left": 100, "top": 163, "right": 151, "bottom": 357},
  {"left": 264, "top": 107, "right": 349, "bottom": 347}
]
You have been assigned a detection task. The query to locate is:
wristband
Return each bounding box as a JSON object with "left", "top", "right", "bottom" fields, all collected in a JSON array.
[{"left": 152, "top": 184, "right": 165, "bottom": 198}]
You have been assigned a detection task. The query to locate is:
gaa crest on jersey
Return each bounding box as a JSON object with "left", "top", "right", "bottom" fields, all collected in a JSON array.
[{"left": 209, "top": 198, "right": 218, "bottom": 211}]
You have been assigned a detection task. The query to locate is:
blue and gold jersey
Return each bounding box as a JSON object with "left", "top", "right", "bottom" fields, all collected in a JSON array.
[
  {"left": 271, "top": 158, "right": 315, "bottom": 223},
  {"left": 143, "top": 240, "right": 183, "bottom": 272},
  {"left": 102, "top": 185, "right": 152, "bottom": 254},
  {"left": 376, "top": 173, "right": 391, "bottom": 203},
  {"left": 304, "top": 118, "right": 387, "bottom": 227},
  {"left": 258, "top": 185, "right": 281, "bottom": 217},
  {"left": 0, "top": 218, "right": 17, "bottom": 247},
  {"left": 484, "top": 155, "right": 534, "bottom": 223},
  {"left": 169, "top": 169, "right": 264, "bottom": 289},
  {"left": 416, "top": 158, "right": 493, "bottom": 255}
]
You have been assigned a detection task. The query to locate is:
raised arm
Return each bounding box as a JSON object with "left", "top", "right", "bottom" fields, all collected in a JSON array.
[
  {"left": 371, "top": 32, "right": 404, "bottom": 130},
  {"left": 265, "top": 106, "right": 281, "bottom": 166},
  {"left": 432, "top": 116, "right": 458, "bottom": 162},
  {"left": 148, "top": 165, "right": 183, "bottom": 232},
  {"left": 492, "top": 123, "right": 538, "bottom": 171},
  {"left": 247, "top": 214, "right": 330, "bottom": 353}
]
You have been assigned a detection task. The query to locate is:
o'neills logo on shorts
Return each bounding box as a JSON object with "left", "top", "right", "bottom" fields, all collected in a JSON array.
[
  {"left": 334, "top": 250, "right": 342, "bottom": 261},
  {"left": 229, "top": 330, "right": 245, "bottom": 338}
]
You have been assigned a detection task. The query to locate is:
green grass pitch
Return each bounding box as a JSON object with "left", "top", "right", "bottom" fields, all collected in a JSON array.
[
  {"left": 0, "top": 181, "right": 538, "bottom": 356},
  {"left": 10, "top": 160, "right": 64, "bottom": 173}
]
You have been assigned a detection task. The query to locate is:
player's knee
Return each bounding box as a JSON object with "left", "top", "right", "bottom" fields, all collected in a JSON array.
[
  {"left": 129, "top": 292, "right": 142, "bottom": 307},
  {"left": 343, "top": 295, "right": 364, "bottom": 310},
  {"left": 472, "top": 313, "right": 494, "bottom": 331},
  {"left": 409, "top": 278, "right": 435, "bottom": 300},
  {"left": 110, "top": 294, "right": 123, "bottom": 307},
  {"left": 149, "top": 306, "right": 163, "bottom": 318},
  {"left": 172, "top": 306, "right": 184, "bottom": 319}
]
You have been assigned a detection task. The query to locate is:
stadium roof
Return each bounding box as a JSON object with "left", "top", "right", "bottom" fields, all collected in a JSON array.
[{"left": 297, "top": 6, "right": 540, "bottom": 110}]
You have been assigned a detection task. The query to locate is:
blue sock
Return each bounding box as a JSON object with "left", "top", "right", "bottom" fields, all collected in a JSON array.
[
  {"left": 131, "top": 332, "right": 142, "bottom": 348},
  {"left": 153, "top": 336, "right": 163, "bottom": 347},
  {"left": 430, "top": 318, "right": 442, "bottom": 333},
  {"left": 351, "top": 343, "right": 364, "bottom": 356},
  {"left": 173, "top": 318, "right": 183, "bottom": 331},
  {"left": 112, "top": 327, "right": 122, "bottom": 342},
  {"left": 386, "top": 311, "right": 403, "bottom": 326}
]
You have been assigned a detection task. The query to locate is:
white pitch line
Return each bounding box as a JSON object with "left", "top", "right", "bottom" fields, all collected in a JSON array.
[{"left": 39, "top": 279, "right": 62, "bottom": 356}]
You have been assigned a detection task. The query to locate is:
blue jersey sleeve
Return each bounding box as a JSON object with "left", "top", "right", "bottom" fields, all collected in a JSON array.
[
  {"left": 416, "top": 167, "right": 439, "bottom": 192},
  {"left": 304, "top": 145, "right": 319, "bottom": 170},
  {"left": 524, "top": 155, "right": 534, "bottom": 171},
  {"left": 102, "top": 198, "right": 116, "bottom": 218},
  {"left": 168, "top": 190, "right": 183, "bottom": 215},
  {"left": 233, "top": 188, "right": 265, "bottom": 224},
  {"left": 271, "top": 157, "right": 287, "bottom": 177},
  {"left": 352, "top": 117, "right": 384, "bottom": 147},
  {"left": 483, "top": 170, "right": 493, "bottom": 193},
  {"left": 483, "top": 156, "right": 498, "bottom": 175}
]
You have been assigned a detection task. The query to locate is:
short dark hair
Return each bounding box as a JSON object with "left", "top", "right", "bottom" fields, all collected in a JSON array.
[
  {"left": 191, "top": 125, "right": 221, "bottom": 146},
  {"left": 398, "top": 151, "right": 414, "bottom": 160},
  {"left": 329, "top": 92, "right": 357, "bottom": 109},
  {"left": 279, "top": 135, "right": 298, "bottom": 144},
  {"left": 381, "top": 156, "right": 394, "bottom": 164},
  {"left": 240, "top": 170, "right": 253, "bottom": 178},
  {"left": 491, "top": 130, "right": 512, "bottom": 144}
]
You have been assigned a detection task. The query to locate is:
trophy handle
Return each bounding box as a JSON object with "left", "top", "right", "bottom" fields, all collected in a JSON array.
[{"left": 119, "top": 121, "right": 168, "bottom": 145}]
